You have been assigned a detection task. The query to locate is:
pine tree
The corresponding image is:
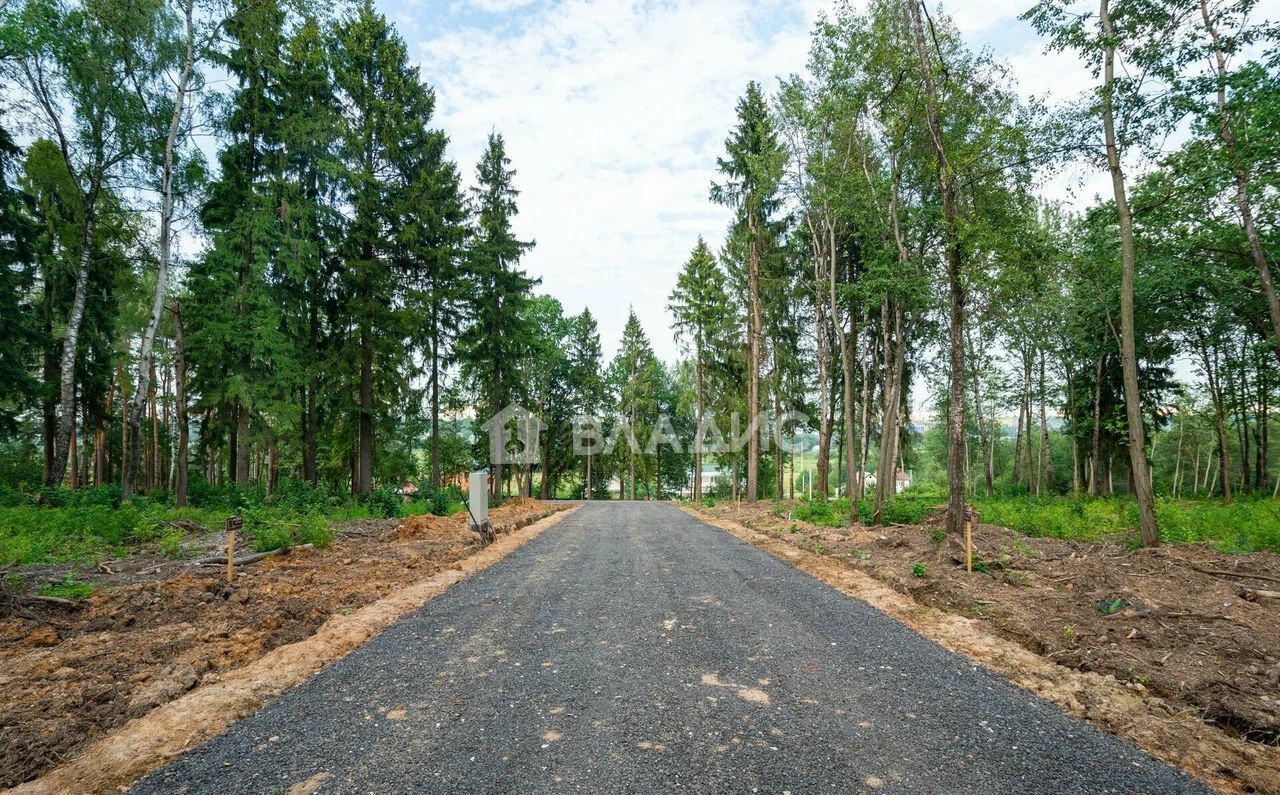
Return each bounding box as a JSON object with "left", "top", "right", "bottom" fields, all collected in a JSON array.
[
  {"left": 278, "top": 14, "right": 342, "bottom": 487},
  {"left": 457, "top": 132, "right": 537, "bottom": 501},
  {"left": 188, "top": 0, "right": 287, "bottom": 490},
  {"left": 568, "top": 308, "right": 605, "bottom": 498},
  {"left": 0, "top": 126, "right": 39, "bottom": 436},
  {"left": 611, "top": 309, "right": 659, "bottom": 500},
  {"left": 332, "top": 0, "right": 439, "bottom": 494},
  {"left": 667, "top": 236, "right": 729, "bottom": 502},
  {"left": 711, "top": 82, "right": 784, "bottom": 503}
]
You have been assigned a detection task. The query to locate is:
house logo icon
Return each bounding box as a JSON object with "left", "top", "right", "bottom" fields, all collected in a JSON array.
[{"left": 482, "top": 404, "right": 546, "bottom": 466}]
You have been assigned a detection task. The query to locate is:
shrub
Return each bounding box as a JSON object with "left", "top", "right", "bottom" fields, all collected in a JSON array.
[
  {"left": 362, "top": 486, "right": 401, "bottom": 519},
  {"left": 911, "top": 562, "right": 927, "bottom": 578}
]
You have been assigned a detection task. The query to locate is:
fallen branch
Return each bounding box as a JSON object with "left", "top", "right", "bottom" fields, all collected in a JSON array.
[
  {"left": 1191, "top": 565, "right": 1280, "bottom": 585},
  {"left": 190, "top": 544, "right": 313, "bottom": 567},
  {"left": 19, "top": 594, "right": 80, "bottom": 608},
  {"left": 1238, "top": 588, "right": 1280, "bottom": 602}
]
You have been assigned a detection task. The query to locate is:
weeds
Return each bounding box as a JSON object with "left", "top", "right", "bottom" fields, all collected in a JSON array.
[{"left": 911, "top": 562, "right": 927, "bottom": 578}]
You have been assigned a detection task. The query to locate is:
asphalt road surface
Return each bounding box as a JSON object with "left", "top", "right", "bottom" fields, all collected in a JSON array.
[{"left": 134, "top": 501, "right": 1209, "bottom": 794}]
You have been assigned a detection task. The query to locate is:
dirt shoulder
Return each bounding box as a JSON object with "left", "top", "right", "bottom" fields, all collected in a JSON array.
[
  {"left": 0, "top": 499, "right": 575, "bottom": 792},
  {"left": 686, "top": 502, "right": 1280, "bottom": 795}
]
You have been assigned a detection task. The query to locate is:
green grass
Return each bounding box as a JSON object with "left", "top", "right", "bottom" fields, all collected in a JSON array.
[
  {"left": 787, "top": 493, "right": 1280, "bottom": 554},
  {"left": 0, "top": 487, "right": 468, "bottom": 567},
  {"left": 973, "top": 495, "right": 1280, "bottom": 554},
  {"left": 37, "top": 575, "right": 95, "bottom": 600},
  {"left": 0, "top": 504, "right": 343, "bottom": 566}
]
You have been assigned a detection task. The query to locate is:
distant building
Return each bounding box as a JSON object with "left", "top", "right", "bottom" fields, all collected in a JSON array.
[{"left": 895, "top": 469, "right": 912, "bottom": 493}]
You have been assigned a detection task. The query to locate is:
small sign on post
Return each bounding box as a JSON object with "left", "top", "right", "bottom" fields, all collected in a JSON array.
[
  {"left": 225, "top": 515, "right": 243, "bottom": 585},
  {"left": 467, "top": 470, "right": 492, "bottom": 544}
]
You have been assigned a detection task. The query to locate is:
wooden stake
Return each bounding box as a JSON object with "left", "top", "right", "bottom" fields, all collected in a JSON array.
[
  {"left": 965, "top": 518, "right": 973, "bottom": 574},
  {"left": 226, "top": 526, "right": 235, "bottom": 585},
  {"left": 225, "top": 515, "right": 243, "bottom": 586}
]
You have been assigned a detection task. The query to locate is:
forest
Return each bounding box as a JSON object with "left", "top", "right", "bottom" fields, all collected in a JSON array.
[{"left": 1, "top": 0, "right": 1279, "bottom": 563}]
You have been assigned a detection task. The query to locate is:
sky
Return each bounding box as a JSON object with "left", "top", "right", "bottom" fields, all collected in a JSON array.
[{"left": 383, "top": 0, "right": 1269, "bottom": 368}]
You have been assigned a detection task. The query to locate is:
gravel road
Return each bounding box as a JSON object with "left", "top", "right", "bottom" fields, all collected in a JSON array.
[{"left": 133, "top": 501, "right": 1209, "bottom": 794}]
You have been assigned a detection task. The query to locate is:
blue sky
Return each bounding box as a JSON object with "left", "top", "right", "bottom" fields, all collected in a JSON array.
[{"left": 377, "top": 0, "right": 1273, "bottom": 365}]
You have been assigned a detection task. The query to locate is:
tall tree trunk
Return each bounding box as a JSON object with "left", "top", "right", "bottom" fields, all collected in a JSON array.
[
  {"left": 235, "top": 404, "right": 249, "bottom": 488},
  {"left": 1013, "top": 384, "right": 1025, "bottom": 488},
  {"left": 171, "top": 302, "right": 189, "bottom": 506},
  {"left": 812, "top": 256, "right": 831, "bottom": 499},
  {"left": 967, "top": 329, "right": 994, "bottom": 497},
  {"left": 1199, "top": 0, "right": 1280, "bottom": 366},
  {"left": 1023, "top": 353, "right": 1034, "bottom": 492},
  {"left": 1089, "top": 356, "right": 1103, "bottom": 496},
  {"left": 856, "top": 329, "right": 873, "bottom": 501},
  {"left": 908, "top": 0, "right": 966, "bottom": 536},
  {"left": 430, "top": 330, "right": 441, "bottom": 491},
  {"left": 122, "top": 0, "right": 195, "bottom": 500},
  {"left": 304, "top": 304, "right": 319, "bottom": 486},
  {"left": 693, "top": 354, "right": 703, "bottom": 502},
  {"left": 49, "top": 206, "right": 98, "bottom": 486},
  {"left": 842, "top": 312, "right": 857, "bottom": 525},
  {"left": 873, "top": 300, "right": 905, "bottom": 525},
  {"left": 1100, "top": 0, "right": 1159, "bottom": 545},
  {"left": 1196, "top": 331, "right": 1233, "bottom": 502},
  {"left": 773, "top": 367, "right": 784, "bottom": 500},
  {"left": 1039, "top": 350, "right": 1054, "bottom": 494},
  {"left": 356, "top": 322, "right": 373, "bottom": 494},
  {"left": 746, "top": 214, "right": 763, "bottom": 503}
]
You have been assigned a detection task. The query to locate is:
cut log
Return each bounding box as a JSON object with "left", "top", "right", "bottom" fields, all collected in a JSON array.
[{"left": 190, "top": 544, "right": 313, "bottom": 567}]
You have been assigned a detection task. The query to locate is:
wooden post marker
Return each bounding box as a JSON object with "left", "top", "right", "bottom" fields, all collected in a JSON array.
[
  {"left": 225, "top": 515, "right": 243, "bottom": 585},
  {"left": 962, "top": 506, "right": 979, "bottom": 574},
  {"left": 965, "top": 517, "right": 973, "bottom": 574}
]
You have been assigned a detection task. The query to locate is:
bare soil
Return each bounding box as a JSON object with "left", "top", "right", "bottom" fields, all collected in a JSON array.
[
  {"left": 690, "top": 501, "right": 1280, "bottom": 795},
  {"left": 0, "top": 499, "right": 568, "bottom": 790}
]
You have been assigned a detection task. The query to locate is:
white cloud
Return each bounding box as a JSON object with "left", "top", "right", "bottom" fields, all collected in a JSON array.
[{"left": 409, "top": 0, "right": 825, "bottom": 363}]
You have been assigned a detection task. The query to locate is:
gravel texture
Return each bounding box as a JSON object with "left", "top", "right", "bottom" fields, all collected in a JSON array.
[{"left": 132, "top": 501, "right": 1210, "bottom": 794}]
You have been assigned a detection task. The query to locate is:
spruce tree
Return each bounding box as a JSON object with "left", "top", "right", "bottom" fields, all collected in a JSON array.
[
  {"left": 711, "top": 82, "right": 784, "bottom": 503},
  {"left": 457, "top": 132, "right": 536, "bottom": 501}
]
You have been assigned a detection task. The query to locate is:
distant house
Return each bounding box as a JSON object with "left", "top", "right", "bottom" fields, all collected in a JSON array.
[
  {"left": 895, "top": 469, "right": 912, "bottom": 493},
  {"left": 402, "top": 482, "right": 419, "bottom": 497}
]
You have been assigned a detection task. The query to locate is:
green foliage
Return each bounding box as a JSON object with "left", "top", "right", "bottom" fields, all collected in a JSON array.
[
  {"left": 361, "top": 486, "right": 401, "bottom": 519},
  {"left": 910, "top": 562, "right": 927, "bottom": 578},
  {"left": 38, "top": 575, "right": 94, "bottom": 600},
  {"left": 975, "top": 496, "right": 1280, "bottom": 553}
]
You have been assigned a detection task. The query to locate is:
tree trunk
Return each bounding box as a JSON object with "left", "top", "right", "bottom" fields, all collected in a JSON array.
[
  {"left": 842, "top": 312, "right": 857, "bottom": 525},
  {"left": 1039, "top": 350, "right": 1054, "bottom": 494},
  {"left": 746, "top": 213, "right": 763, "bottom": 503},
  {"left": 693, "top": 354, "right": 703, "bottom": 502},
  {"left": 1101, "top": 0, "right": 1159, "bottom": 546},
  {"left": 813, "top": 260, "right": 831, "bottom": 499},
  {"left": 773, "top": 368, "right": 784, "bottom": 500},
  {"left": 856, "top": 329, "right": 872, "bottom": 501},
  {"left": 967, "top": 329, "right": 994, "bottom": 497},
  {"left": 122, "top": 0, "right": 194, "bottom": 500},
  {"left": 49, "top": 206, "right": 98, "bottom": 487},
  {"left": 1196, "top": 331, "right": 1233, "bottom": 502},
  {"left": 235, "top": 403, "right": 249, "bottom": 488},
  {"left": 873, "top": 300, "right": 905, "bottom": 525},
  {"left": 356, "top": 321, "right": 373, "bottom": 494},
  {"left": 1198, "top": 0, "right": 1280, "bottom": 366},
  {"left": 907, "top": 0, "right": 966, "bottom": 536},
  {"left": 170, "top": 302, "right": 189, "bottom": 506},
  {"left": 431, "top": 331, "right": 441, "bottom": 491}
]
